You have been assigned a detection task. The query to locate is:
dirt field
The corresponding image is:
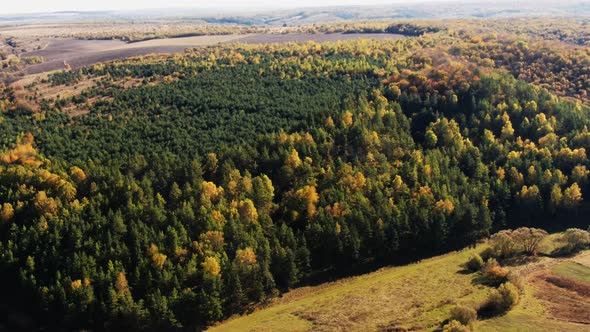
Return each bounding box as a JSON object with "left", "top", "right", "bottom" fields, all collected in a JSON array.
[
  {"left": 21, "top": 33, "right": 402, "bottom": 75},
  {"left": 530, "top": 270, "right": 590, "bottom": 324},
  {"left": 526, "top": 251, "right": 590, "bottom": 325},
  {"left": 20, "top": 35, "right": 244, "bottom": 74}
]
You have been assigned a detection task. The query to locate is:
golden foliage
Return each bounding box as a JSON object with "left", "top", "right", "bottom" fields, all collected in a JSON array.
[
  {"left": 200, "top": 231, "right": 225, "bottom": 252},
  {"left": 148, "top": 244, "right": 167, "bottom": 270},
  {"left": 325, "top": 116, "right": 335, "bottom": 128},
  {"left": 202, "top": 256, "right": 221, "bottom": 277},
  {"left": 0, "top": 134, "right": 43, "bottom": 167},
  {"left": 563, "top": 182, "right": 583, "bottom": 208},
  {"left": 115, "top": 272, "right": 129, "bottom": 294},
  {"left": 238, "top": 199, "right": 259, "bottom": 224},
  {"left": 434, "top": 199, "right": 455, "bottom": 215},
  {"left": 201, "top": 181, "right": 223, "bottom": 203},
  {"left": 235, "top": 247, "right": 257, "bottom": 267},
  {"left": 519, "top": 185, "right": 541, "bottom": 205},
  {"left": 70, "top": 166, "right": 87, "bottom": 183},
  {"left": 496, "top": 167, "right": 506, "bottom": 181},
  {"left": 175, "top": 247, "right": 189, "bottom": 263},
  {"left": 501, "top": 119, "right": 515, "bottom": 139},
  {"left": 211, "top": 210, "right": 225, "bottom": 225},
  {"left": 205, "top": 152, "right": 219, "bottom": 175},
  {"left": 339, "top": 172, "right": 366, "bottom": 193},
  {"left": 341, "top": 111, "right": 353, "bottom": 127},
  {"left": 71, "top": 279, "right": 82, "bottom": 290},
  {"left": 33, "top": 191, "right": 60, "bottom": 217},
  {"left": 571, "top": 165, "right": 589, "bottom": 184},
  {"left": 285, "top": 149, "right": 302, "bottom": 169},
  {"left": 293, "top": 185, "right": 320, "bottom": 218},
  {"left": 482, "top": 258, "right": 509, "bottom": 284},
  {"left": 0, "top": 202, "right": 14, "bottom": 222},
  {"left": 325, "top": 202, "right": 348, "bottom": 218}
]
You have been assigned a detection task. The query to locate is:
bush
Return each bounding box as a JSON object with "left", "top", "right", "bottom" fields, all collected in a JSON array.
[
  {"left": 463, "top": 253, "right": 484, "bottom": 271},
  {"left": 486, "top": 282, "right": 519, "bottom": 313},
  {"left": 561, "top": 228, "right": 590, "bottom": 253},
  {"left": 511, "top": 228, "right": 548, "bottom": 255},
  {"left": 450, "top": 305, "right": 477, "bottom": 326},
  {"left": 490, "top": 228, "right": 548, "bottom": 257},
  {"left": 443, "top": 320, "right": 470, "bottom": 332},
  {"left": 490, "top": 230, "right": 517, "bottom": 258},
  {"left": 479, "top": 247, "right": 495, "bottom": 261},
  {"left": 482, "top": 258, "right": 509, "bottom": 285}
]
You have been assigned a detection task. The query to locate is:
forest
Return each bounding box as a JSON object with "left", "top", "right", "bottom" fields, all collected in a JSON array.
[{"left": 0, "top": 20, "right": 589, "bottom": 331}]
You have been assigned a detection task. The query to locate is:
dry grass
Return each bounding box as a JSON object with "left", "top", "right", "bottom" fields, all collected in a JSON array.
[
  {"left": 210, "top": 246, "right": 590, "bottom": 332},
  {"left": 209, "top": 247, "right": 491, "bottom": 332}
]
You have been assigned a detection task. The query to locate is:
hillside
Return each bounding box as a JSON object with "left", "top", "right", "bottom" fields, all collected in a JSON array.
[{"left": 210, "top": 243, "right": 590, "bottom": 331}]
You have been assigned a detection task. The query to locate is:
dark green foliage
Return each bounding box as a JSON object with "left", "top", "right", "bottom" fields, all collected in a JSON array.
[
  {"left": 463, "top": 254, "right": 484, "bottom": 272},
  {"left": 385, "top": 23, "right": 441, "bottom": 36},
  {"left": 480, "top": 282, "right": 520, "bottom": 316}
]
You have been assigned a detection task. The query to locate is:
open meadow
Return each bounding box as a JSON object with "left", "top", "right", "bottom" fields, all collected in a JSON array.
[{"left": 209, "top": 240, "right": 590, "bottom": 332}]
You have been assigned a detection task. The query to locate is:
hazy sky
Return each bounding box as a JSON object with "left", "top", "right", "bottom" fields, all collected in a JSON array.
[{"left": 2, "top": 0, "right": 451, "bottom": 14}]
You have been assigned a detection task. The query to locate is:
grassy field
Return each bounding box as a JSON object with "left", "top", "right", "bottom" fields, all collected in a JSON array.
[
  {"left": 209, "top": 244, "right": 590, "bottom": 332},
  {"left": 551, "top": 262, "right": 590, "bottom": 284}
]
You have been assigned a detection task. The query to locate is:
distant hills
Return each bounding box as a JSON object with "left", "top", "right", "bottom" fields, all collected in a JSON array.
[{"left": 1, "top": 0, "right": 588, "bottom": 24}]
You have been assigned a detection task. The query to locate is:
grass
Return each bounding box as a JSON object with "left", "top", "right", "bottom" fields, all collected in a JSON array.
[
  {"left": 475, "top": 281, "right": 587, "bottom": 332},
  {"left": 210, "top": 246, "right": 487, "bottom": 332},
  {"left": 551, "top": 261, "right": 590, "bottom": 284},
  {"left": 538, "top": 233, "right": 567, "bottom": 256},
  {"left": 209, "top": 243, "right": 590, "bottom": 332}
]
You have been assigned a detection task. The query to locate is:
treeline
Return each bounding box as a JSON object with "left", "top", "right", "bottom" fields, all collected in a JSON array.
[{"left": 0, "top": 37, "right": 589, "bottom": 331}]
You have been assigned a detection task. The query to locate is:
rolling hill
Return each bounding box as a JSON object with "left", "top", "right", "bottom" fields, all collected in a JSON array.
[{"left": 209, "top": 241, "right": 590, "bottom": 331}]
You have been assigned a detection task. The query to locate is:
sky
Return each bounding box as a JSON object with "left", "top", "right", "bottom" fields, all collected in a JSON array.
[{"left": 2, "top": 0, "right": 451, "bottom": 14}]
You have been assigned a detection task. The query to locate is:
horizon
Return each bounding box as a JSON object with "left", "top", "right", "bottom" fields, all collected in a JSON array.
[{"left": 1, "top": 0, "right": 493, "bottom": 15}]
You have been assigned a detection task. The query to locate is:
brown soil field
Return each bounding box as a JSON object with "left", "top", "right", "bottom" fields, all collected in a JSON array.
[
  {"left": 21, "top": 33, "right": 402, "bottom": 75},
  {"left": 530, "top": 270, "right": 590, "bottom": 324}
]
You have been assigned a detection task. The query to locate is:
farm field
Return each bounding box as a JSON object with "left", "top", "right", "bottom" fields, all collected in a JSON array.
[{"left": 20, "top": 33, "right": 402, "bottom": 74}]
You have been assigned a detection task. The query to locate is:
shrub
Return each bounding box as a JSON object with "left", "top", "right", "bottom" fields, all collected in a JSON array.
[
  {"left": 490, "top": 230, "right": 517, "bottom": 258},
  {"left": 487, "top": 282, "right": 519, "bottom": 313},
  {"left": 443, "top": 320, "right": 469, "bottom": 332},
  {"left": 482, "top": 258, "right": 509, "bottom": 285},
  {"left": 479, "top": 247, "right": 494, "bottom": 261},
  {"left": 490, "top": 228, "right": 548, "bottom": 257},
  {"left": 450, "top": 305, "right": 477, "bottom": 326},
  {"left": 463, "top": 253, "right": 484, "bottom": 271},
  {"left": 511, "top": 227, "right": 548, "bottom": 255},
  {"left": 561, "top": 228, "right": 590, "bottom": 253},
  {"left": 442, "top": 320, "right": 467, "bottom": 332}
]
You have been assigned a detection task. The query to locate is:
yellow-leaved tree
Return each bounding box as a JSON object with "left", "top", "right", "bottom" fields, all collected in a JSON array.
[
  {"left": 202, "top": 256, "right": 221, "bottom": 278},
  {"left": 563, "top": 183, "right": 583, "bottom": 208}
]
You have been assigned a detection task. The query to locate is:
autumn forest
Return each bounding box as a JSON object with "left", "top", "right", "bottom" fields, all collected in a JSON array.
[{"left": 0, "top": 14, "right": 589, "bottom": 331}]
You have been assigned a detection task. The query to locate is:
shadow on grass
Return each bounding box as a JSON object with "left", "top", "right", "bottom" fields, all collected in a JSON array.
[
  {"left": 543, "top": 246, "right": 584, "bottom": 258},
  {"left": 476, "top": 302, "right": 510, "bottom": 320},
  {"left": 470, "top": 273, "right": 490, "bottom": 286},
  {"left": 456, "top": 268, "right": 475, "bottom": 275},
  {"left": 501, "top": 255, "right": 540, "bottom": 267}
]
